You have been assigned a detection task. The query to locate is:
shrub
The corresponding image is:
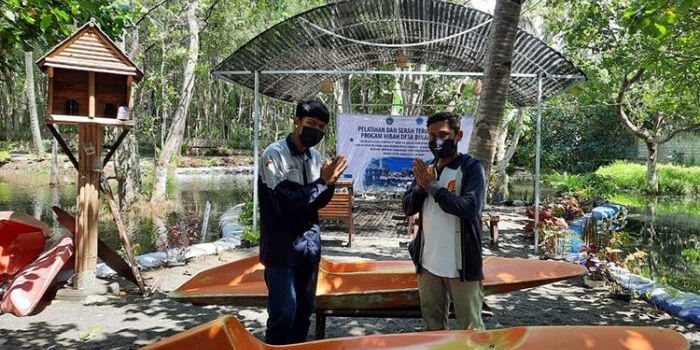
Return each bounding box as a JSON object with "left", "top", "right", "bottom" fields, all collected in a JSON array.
[
  {"left": 596, "top": 161, "right": 700, "bottom": 196},
  {"left": 239, "top": 201, "right": 260, "bottom": 245}
]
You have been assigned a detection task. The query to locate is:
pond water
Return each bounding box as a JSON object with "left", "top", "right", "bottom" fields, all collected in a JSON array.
[
  {"left": 508, "top": 179, "right": 700, "bottom": 294},
  {"left": 0, "top": 169, "right": 252, "bottom": 256}
]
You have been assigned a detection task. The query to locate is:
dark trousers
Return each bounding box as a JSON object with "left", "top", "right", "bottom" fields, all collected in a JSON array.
[{"left": 264, "top": 263, "right": 318, "bottom": 345}]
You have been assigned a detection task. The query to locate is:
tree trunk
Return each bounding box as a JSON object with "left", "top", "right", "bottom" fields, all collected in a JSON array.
[
  {"left": 333, "top": 76, "right": 351, "bottom": 114},
  {"left": 645, "top": 140, "right": 659, "bottom": 193},
  {"left": 50, "top": 138, "right": 59, "bottom": 186},
  {"left": 493, "top": 108, "right": 524, "bottom": 199},
  {"left": 24, "top": 51, "right": 44, "bottom": 156},
  {"left": 150, "top": 1, "right": 200, "bottom": 203},
  {"left": 114, "top": 132, "right": 142, "bottom": 208},
  {"left": 399, "top": 64, "right": 428, "bottom": 116},
  {"left": 114, "top": 28, "right": 142, "bottom": 208},
  {"left": 469, "top": 0, "right": 522, "bottom": 178}
]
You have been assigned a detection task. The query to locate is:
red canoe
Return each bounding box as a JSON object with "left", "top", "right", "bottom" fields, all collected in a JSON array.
[
  {"left": 170, "top": 254, "right": 587, "bottom": 310},
  {"left": 0, "top": 211, "right": 50, "bottom": 285},
  {"left": 139, "top": 314, "right": 689, "bottom": 350},
  {"left": 1, "top": 234, "right": 74, "bottom": 316}
]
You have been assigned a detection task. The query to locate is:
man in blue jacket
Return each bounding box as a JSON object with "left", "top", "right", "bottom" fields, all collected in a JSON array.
[
  {"left": 403, "top": 111, "right": 485, "bottom": 330},
  {"left": 258, "top": 99, "right": 347, "bottom": 344}
]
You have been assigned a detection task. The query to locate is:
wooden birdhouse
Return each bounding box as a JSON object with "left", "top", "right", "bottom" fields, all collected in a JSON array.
[
  {"left": 35, "top": 20, "right": 146, "bottom": 296},
  {"left": 36, "top": 20, "right": 143, "bottom": 126}
]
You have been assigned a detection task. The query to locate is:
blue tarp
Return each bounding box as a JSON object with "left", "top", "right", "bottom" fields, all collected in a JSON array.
[{"left": 608, "top": 264, "right": 700, "bottom": 325}]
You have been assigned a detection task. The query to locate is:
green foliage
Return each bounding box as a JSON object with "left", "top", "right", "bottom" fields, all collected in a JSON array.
[
  {"left": 140, "top": 168, "right": 154, "bottom": 197},
  {"left": 207, "top": 157, "right": 221, "bottom": 166},
  {"left": 241, "top": 226, "right": 260, "bottom": 245},
  {"left": 0, "top": 150, "right": 10, "bottom": 165},
  {"left": 238, "top": 201, "right": 255, "bottom": 228},
  {"left": 596, "top": 161, "right": 647, "bottom": 192},
  {"left": 0, "top": 0, "right": 139, "bottom": 71},
  {"left": 0, "top": 141, "right": 13, "bottom": 153},
  {"left": 543, "top": 171, "right": 616, "bottom": 202},
  {"left": 239, "top": 201, "right": 260, "bottom": 245},
  {"left": 544, "top": 0, "right": 700, "bottom": 189},
  {"left": 682, "top": 248, "right": 700, "bottom": 264},
  {"left": 608, "top": 192, "right": 700, "bottom": 217},
  {"left": 510, "top": 103, "right": 636, "bottom": 176},
  {"left": 597, "top": 161, "right": 700, "bottom": 196}
]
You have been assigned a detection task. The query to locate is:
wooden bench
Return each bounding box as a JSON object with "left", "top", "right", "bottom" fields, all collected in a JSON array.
[
  {"left": 318, "top": 180, "right": 355, "bottom": 247},
  {"left": 185, "top": 138, "right": 227, "bottom": 155},
  {"left": 402, "top": 213, "right": 499, "bottom": 249}
]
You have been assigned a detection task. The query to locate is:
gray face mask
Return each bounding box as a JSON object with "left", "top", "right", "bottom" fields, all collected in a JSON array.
[{"left": 299, "top": 126, "right": 325, "bottom": 147}]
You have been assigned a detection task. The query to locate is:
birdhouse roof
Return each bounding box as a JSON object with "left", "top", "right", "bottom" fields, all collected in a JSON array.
[{"left": 36, "top": 20, "right": 143, "bottom": 81}]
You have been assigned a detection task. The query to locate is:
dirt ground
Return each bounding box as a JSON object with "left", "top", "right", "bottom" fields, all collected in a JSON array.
[{"left": 0, "top": 200, "right": 698, "bottom": 349}]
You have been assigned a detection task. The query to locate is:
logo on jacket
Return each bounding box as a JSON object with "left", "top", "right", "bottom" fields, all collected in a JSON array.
[{"left": 447, "top": 179, "right": 456, "bottom": 192}]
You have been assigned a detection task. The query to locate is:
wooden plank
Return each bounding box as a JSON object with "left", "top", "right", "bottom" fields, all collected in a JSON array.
[
  {"left": 74, "top": 124, "right": 102, "bottom": 290},
  {"left": 126, "top": 76, "right": 133, "bottom": 109},
  {"left": 88, "top": 72, "right": 95, "bottom": 117},
  {"left": 60, "top": 50, "right": 121, "bottom": 62},
  {"left": 45, "top": 114, "right": 134, "bottom": 128},
  {"left": 44, "top": 57, "right": 138, "bottom": 74},
  {"left": 66, "top": 43, "right": 115, "bottom": 53},
  {"left": 99, "top": 177, "right": 147, "bottom": 295},
  {"left": 47, "top": 67, "right": 53, "bottom": 115}
]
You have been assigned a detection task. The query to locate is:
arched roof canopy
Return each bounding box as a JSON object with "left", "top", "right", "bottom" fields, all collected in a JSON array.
[{"left": 214, "top": 0, "right": 585, "bottom": 107}]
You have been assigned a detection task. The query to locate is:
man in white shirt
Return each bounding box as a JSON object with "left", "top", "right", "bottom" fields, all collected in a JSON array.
[{"left": 403, "top": 111, "right": 486, "bottom": 330}]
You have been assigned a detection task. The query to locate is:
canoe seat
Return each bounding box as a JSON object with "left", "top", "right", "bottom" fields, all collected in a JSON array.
[
  {"left": 318, "top": 180, "right": 355, "bottom": 247},
  {"left": 315, "top": 303, "right": 493, "bottom": 339}
]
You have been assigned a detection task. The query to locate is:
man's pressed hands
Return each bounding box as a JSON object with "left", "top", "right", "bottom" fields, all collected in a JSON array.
[{"left": 412, "top": 158, "right": 436, "bottom": 190}]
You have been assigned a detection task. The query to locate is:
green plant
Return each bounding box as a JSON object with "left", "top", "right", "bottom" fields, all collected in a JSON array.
[
  {"left": 241, "top": 227, "right": 260, "bottom": 245},
  {"left": 596, "top": 161, "right": 700, "bottom": 196},
  {"left": 207, "top": 157, "right": 221, "bottom": 166},
  {"left": 239, "top": 201, "right": 260, "bottom": 245},
  {"left": 0, "top": 141, "right": 14, "bottom": 153},
  {"left": 0, "top": 151, "right": 10, "bottom": 165}
]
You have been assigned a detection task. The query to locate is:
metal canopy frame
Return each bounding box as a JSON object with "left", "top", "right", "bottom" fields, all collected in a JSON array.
[
  {"left": 213, "top": 0, "right": 587, "bottom": 253},
  {"left": 213, "top": 0, "right": 585, "bottom": 107}
]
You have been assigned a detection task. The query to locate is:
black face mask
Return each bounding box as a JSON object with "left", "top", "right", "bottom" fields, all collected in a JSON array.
[
  {"left": 429, "top": 138, "right": 456, "bottom": 159},
  {"left": 299, "top": 126, "right": 325, "bottom": 148}
]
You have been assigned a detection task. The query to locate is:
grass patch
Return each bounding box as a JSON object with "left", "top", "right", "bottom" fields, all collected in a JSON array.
[{"left": 596, "top": 161, "right": 700, "bottom": 196}]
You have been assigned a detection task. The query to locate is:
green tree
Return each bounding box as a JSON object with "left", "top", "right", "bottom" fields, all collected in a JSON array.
[
  {"left": 546, "top": 0, "right": 700, "bottom": 192},
  {"left": 0, "top": 0, "right": 133, "bottom": 71}
]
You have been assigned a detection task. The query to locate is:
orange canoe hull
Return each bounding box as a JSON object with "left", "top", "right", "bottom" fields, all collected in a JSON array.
[
  {"left": 0, "top": 211, "right": 49, "bottom": 285},
  {"left": 1, "top": 234, "right": 74, "bottom": 316},
  {"left": 170, "top": 255, "right": 586, "bottom": 310},
  {"left": 139, "top": 314, "right": 689, "bottom": 350}
]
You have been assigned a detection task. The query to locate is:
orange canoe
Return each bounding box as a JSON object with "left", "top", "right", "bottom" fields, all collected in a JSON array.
[
  {"left": 1, "top": 234, "right": 74, "bottom": 316},
  {"left": 0, "top": 211, "right": 49, "bottom": 285},
  {"left": 170, "top": 255, "right": 586, "bottom": 310},
  {"left": 139, "top": 314, "right": 689, "bottom": 350}
]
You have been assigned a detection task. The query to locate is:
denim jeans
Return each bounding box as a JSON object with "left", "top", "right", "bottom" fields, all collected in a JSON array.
[{"left": 264, "top": 264, "right": 319, "bottom": 344}]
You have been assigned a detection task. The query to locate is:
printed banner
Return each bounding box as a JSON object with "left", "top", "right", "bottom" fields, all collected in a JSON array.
[{"left": 336, "top": 113, "right": 473, "bottom": 193}]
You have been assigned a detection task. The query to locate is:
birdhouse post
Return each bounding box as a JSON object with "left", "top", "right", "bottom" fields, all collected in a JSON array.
[{"left": 36, "top": 20, "right": 143, "bottom": 293}]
